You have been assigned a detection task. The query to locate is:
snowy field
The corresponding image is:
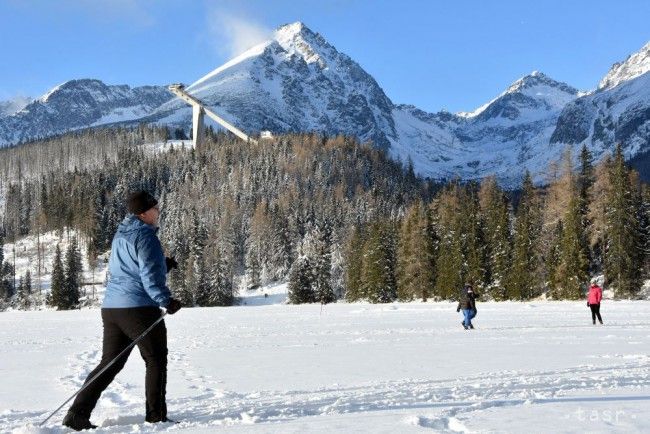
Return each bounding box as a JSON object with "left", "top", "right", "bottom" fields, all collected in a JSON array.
[{"left": 1, "top": 300, "right": 650, "bottom": 433}]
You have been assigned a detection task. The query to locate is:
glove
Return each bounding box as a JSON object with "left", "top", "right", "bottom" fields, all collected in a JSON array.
[
  {"left": 165, "top": 257, "right": 178, "bottom": 273},
  {"left": 166, "top": 298, "right": 182, "bottom": 315}
]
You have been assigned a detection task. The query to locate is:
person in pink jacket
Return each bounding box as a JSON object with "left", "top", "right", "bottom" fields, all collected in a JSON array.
[{"left": 587, "top": 280, "right": 603, "bottom": 325}]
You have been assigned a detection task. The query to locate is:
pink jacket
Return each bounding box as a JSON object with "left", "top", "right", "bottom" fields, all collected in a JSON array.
[{"left": 587, "top": 284, "right": 602, "bottom": 305}]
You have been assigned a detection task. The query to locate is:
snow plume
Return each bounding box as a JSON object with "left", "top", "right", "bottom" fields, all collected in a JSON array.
[
  {"left": 207, "top": 9, "right": 272, "bottom": 59},
  {"left": 0, "top": 95, "right": 31, "bottom": 116}
]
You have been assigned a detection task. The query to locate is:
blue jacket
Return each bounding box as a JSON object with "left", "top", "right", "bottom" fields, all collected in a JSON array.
[{"left": 103, "top": 215, "right": 171, "bottom": 308}]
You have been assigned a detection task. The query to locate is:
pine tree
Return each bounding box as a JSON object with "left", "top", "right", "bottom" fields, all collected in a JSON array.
[
  {"left": 208, "top": 249, "right": 234, "bottom": 306},
  {"left": 640, "top": 185, "right": 650, "bottom": 278},
  {"left": 308, "top": 224, "right": 335, "bottom": 304},
  {"left": 64, "top": 238, "right": 82, "bottom": 307},
  {"left": 577, "top": 144, "right": 595, "bottom": 272},
  {"left": 547, "top": 221, "right": 563, "bottom": 296},
  {"left": 588, "top": 156, "right": 613, "bottom": 273},
  {"left": 193, "top": 254, "right": 211, "bottom": 306},
  {"left": 508, "top": 172, "right": 541, "bottom": 300},
  {"left": 478, "top": 177, "right": 511, "bottom": 300},
  {"left": 397, "top": 201, "right": 434, "bottom": 301},
  {"left": 15, "top": 272, "right": 32, "bottom": 309},
  {"left": 50, "top": 244, "right": 67, "bottom": 309},
  {"left": 90, "top": 191, "right": 109, "bottom": 256},
  {"left": 344, "top": 225, "right": 366, "bottom": 301},
  {"left": 183, "top": 211, "right": 209, "bottom": 306},
  {"left": 245, "top": 203, "right": 269, "bottom": 288},
  {"left": 604, "top": 145, "right": 643, "bottom": 297},
  {"left": 462, "top": 184, "right": 486, "bottom": 290},
  {"left": 288, "top": 251, "right": 315, "bottom": 304},
  {"left": 361, "top": 221, "right": 397, "bottom": 303},
  {"left": 24, "top": 269, "right": 32, "bottom": 301},
  {"left": 433, "top": 185, "right": 464, "bottom": 299},
  {"left": 555, "top": 193, "right": 589, "bottom": 299},
  {"left": 0, "top": 232, "right": 10, "bottom": 300}
]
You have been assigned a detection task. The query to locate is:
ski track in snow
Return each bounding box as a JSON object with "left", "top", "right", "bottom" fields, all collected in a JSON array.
[{"left": 6, "top": 358, "right": 650, "bottom": 432}]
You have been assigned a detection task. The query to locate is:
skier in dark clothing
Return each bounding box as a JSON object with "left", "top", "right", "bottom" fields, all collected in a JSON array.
[
  {"left": 62, "top": 191, "right": 182, "bottom": 431},
  {"left": 587, "top": 279, "right": 603, "bottom": 325},
  {"left": 457, "top": 283, "right": 479, "bottom": 329}
]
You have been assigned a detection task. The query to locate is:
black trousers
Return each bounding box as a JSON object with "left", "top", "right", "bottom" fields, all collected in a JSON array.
[
  {"left": 69, "top": 307, "right": 168, "bottom": 422},
  {"left": 590, "top": 303, "right": 603, "bottom": 323}
]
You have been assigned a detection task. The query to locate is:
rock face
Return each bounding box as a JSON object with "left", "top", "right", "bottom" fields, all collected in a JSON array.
[{"left": 1, "top": 22, "right": 649, "bottom": 186}]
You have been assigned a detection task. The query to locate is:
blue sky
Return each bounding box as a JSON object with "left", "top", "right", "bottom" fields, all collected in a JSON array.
[{"left": 1, "top": 0, "right": 649, "bottom": 113}]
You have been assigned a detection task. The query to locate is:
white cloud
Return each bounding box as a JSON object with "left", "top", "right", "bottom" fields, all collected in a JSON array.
[{"left": 206, "top": 9, "right": 272, "bottom": 59}]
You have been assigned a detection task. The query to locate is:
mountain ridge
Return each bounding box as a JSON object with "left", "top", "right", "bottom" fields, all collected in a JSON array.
[{"left": 1, "top": 22, "right": 649, "bottom": 185}]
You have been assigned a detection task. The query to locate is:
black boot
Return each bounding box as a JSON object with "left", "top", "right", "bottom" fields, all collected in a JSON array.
[
  {"left": 62, "top": 411, "right": 97, "bottom": 431},
  {"left": 146, "top": 416, "right": 178, "bottom": 424}
]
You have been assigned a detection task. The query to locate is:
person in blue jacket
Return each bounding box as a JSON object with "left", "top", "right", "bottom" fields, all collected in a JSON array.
[{"left": 63, "top": 191, "right": 182, "bottom": 431}]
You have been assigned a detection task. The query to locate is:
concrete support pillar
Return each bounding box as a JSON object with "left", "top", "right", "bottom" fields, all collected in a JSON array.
[{"left": 192, "top": 104, "right": 205, "bottom": 149}]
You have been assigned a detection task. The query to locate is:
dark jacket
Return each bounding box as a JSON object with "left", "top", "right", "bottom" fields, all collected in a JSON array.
[
  {"left": 103, "top": 215, "right": 171, "bottom": 308},
  {"left": 457, "top": 286, "right": 478, "bottom": 311}
]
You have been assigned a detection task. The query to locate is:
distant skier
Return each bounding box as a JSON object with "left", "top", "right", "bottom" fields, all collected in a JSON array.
[
  {"left": 456, "top": 283, "right": 479, "bottom": 330},
  {"left": 587, "top": 279, "right": 603, "bottom": 325},
  {"left": 62, "top": 191, "right": 182, "bottom": 431}
]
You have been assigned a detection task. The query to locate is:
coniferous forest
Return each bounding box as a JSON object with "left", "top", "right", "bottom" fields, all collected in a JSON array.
[{"left": 1, "top": 126, "right": 649, "bottom": 310}]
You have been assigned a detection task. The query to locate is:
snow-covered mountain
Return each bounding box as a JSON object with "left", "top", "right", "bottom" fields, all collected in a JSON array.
[
  {"left": 551, "top": 43, "right": 650, "bottom": 165},
  {"left": 145, "top": 22, "right": 396, "bottom": 150},
  {"left": 391, "top": 71, "right": 581, "bottom": 184},
  {"left": 598, "top": 41, "right": 650, "bottom": 90},
  {"left": 1, "top": 22, "right": 649, "bottom": 185},
  {"left": 142, "top": 23, "right": 587, "bottom": 184},
  {"left": 0, "top": 96, "right": 31, "bottom": 117},
  {"left": 0, "top": 79, "right": 171, "bottom": 145}
]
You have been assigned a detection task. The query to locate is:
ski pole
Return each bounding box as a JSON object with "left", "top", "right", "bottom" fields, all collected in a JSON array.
[{"left": 39, "top": 310, "right": 168, "bottom": 427}]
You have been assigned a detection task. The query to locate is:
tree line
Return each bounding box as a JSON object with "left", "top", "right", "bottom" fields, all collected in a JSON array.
[
  {"left": 320, "top": 145, "right": 648, "bottom": 304},
  {"left": 1, "top": 128, "right": 431, "bottom": 309},
  {"left": 0, "top": 125, "right": 648, "bottom": 310}
]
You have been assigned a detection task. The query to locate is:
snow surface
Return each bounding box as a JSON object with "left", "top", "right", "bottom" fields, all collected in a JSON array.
[
  {"left": 142, "top": 140, "right": 194, "bottom": 154},
  {"left": 89, "top": 105, "right": 158, "bottom": 127},
  {"left": 2, "top": 300, "right": 650, "bottom": 433},
  {"left": 2, "top": 230, "right": 108, "bottom": 304}
]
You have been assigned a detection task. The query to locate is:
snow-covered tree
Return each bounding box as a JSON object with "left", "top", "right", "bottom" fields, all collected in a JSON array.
[{"left": 64, "top": 238, "right": 82, "bottom": 307}]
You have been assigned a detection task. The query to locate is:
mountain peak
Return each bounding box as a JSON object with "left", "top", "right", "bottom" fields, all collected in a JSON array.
[
  {"left": 506, "top": 71, "right": 577, "bottom": 94},
  {"left": 273, "top": 21, "right": 331, "bottom": 67},
  {"left": 275, "top": 21, "right": 313, "bottom": 38},
  {"left": 460, "top": 72, "right": 578, "bottom": 120},
  {"left": 39, "top": 79, "right": 106, "bottom": 103},
  {"left": 599, "top": 40, "right": 650, "bottom": 90}
]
